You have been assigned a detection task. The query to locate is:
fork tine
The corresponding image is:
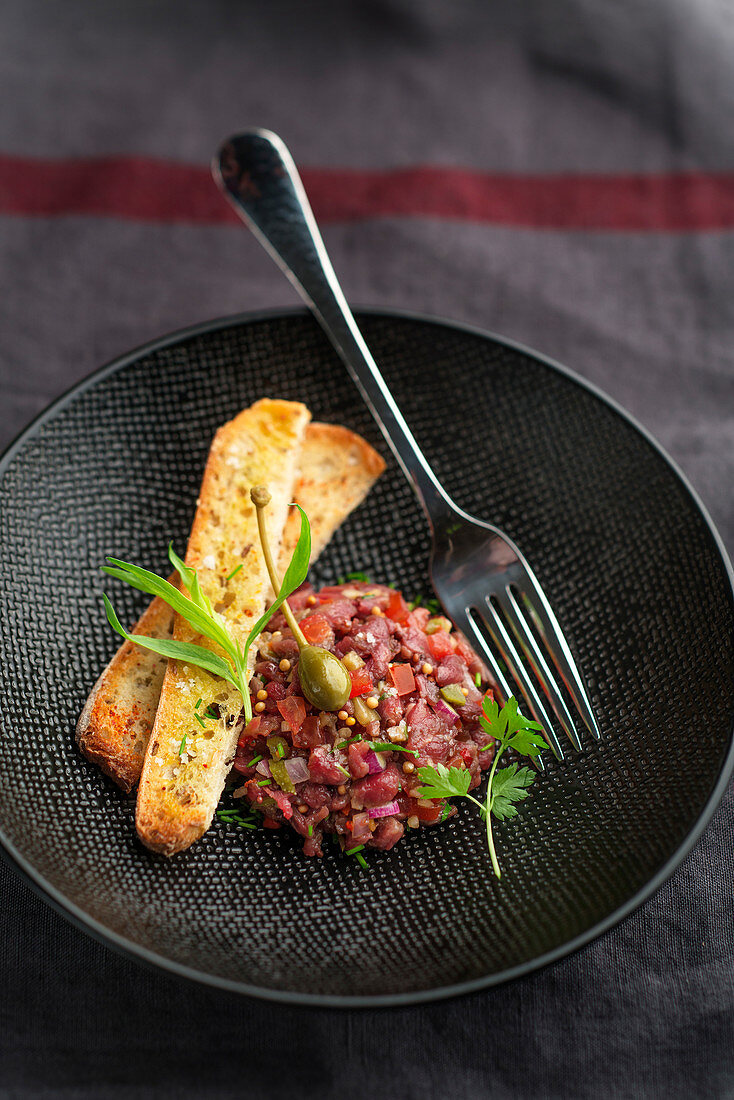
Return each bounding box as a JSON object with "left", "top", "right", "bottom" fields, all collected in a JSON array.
[
  {"left": 452, "top": 611, "right": 546, "bottom": 771},
  {"left": 518, "top": 580, "right": 600, "bottom": 739},
  {"left": 496, "top": 591, "right": 583, "bottom": 752},
  {"left": 460, "top": 615, "right": 515, "bottom": 704},
  {"left": 471, "top": 606, "right": 565, "bottom": 761}
]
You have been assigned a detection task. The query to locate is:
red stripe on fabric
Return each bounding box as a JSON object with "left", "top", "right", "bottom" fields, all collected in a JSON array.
[{"left": 1, "top": 154, "right": 734, "bottom": 230}]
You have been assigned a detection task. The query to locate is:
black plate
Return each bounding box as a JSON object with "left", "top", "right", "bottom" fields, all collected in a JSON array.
[{"left": 1, "top": 309, "right": 732, "bottom": 1007}]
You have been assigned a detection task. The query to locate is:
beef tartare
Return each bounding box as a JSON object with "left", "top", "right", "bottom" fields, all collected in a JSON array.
[{"left": 232, "top": 581, "right": 496, "bottom": 856}]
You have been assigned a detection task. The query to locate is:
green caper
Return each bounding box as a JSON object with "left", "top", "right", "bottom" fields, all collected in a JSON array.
[{"left": 298, "top": 645, "right": 351, "bottom": 711}]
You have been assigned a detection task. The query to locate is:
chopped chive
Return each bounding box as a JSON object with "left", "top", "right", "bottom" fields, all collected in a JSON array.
[
  {"left": 246, "top": 754, "right": 263, "bottom": 766},
  {"left": 216, "top": 809, "right": 257, "bottom": 829},
  {"left": 346, "top": 844, "right": 365, "bottom": 855},
  {"left": 276, "top": 743, "right": 285, "bottom": 758},
  {"left": 475, "top": 672, "right": 481, "bottom": 688},
  {"left": 204, "top": 707, "right": 219, "bottom": 720},
  {"left": 256, "top": 779, "right": 271, "bottom": 787},
  {"left": 195, "top": 698, "right": 202, "bottom": 710},
  {"left": 344, "top": 571, "right": 372, "bottom": 583},
  {"left": 355, "top": 853, "right": 368, "bottom": 870},
  {"left": 194, "top": 711, "right": 207, "bottom": 729},
  {"left": 307, "top": 824, "right": 313, "bottom": 837},
  {"left": 370, "top": 742, "right": 418, "bottom": 756},
  {"left": 226, "top": 563, "right": 243, "bottom": 581},
  {"left": 179, "top": 735, "right": 187, "bottom": 755}
]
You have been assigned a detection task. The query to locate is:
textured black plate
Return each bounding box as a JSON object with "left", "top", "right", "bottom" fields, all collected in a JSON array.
[{"left": 1, "top": 309, "right": 733, "bottom": 1007}]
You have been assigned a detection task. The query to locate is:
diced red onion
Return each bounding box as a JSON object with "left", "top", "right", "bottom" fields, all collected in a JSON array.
[
  {"left": 433, "top": 698, "right": 458, "bottom": 725},
  {"left": 284, "top": 756, "right": 311, "bottom": 784},
  {"left": 368, "top": 800, "right": 400, "bottom": 819},
  {"left": 255, "top": 760, "right": 271, "bottom": 777},
  {"left": 365, "top": 750, "right": 386, "bottom": 775}
]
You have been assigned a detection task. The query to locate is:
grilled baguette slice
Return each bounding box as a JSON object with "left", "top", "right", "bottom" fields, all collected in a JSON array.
[
  {"left": 77, "top": 587, "right": 175, "bottom": 793},
  {"left": 279, "top": 422, "right": 385, "bottom": 557},
  {"left": 135, "top": 398, "right": 310, "bottom": 855},
  {"left": 76, "top": 422, "right": 385, "bottom": 792}
]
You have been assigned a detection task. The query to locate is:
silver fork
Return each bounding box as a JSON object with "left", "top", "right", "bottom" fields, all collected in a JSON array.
[{"left": 213, "top": 129, "right": 599, "bottom": 759}]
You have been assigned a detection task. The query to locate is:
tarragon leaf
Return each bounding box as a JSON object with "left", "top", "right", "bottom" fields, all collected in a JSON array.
[
  {"left": 167, "top": 544, "right": 215, "bottom": 617},
  {"left": 103, "top": 595, "right": 239, "bottom": 688},
  {"left": 102, "top": 558, "right": 232, "bottom": 654}
]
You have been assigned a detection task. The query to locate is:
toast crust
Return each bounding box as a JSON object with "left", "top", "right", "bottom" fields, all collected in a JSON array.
[
  {"left": 135, "top": 399, "right": 310, "bottom": 855},
  {"left": 77, "top": 422, "right": 385, "bottom": 793},
  {"left": 76, "top": 594, "right": 174, "bottom": 792}
]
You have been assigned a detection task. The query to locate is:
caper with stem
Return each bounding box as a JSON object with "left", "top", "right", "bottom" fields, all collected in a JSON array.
[{"left": 251, "top": 486, "right": 351, "bottom": 712}]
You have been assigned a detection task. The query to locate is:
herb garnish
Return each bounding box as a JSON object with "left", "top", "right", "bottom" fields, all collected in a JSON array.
[
  {"left": 216, "top": 806, "right": 258, "bottom": 830},
  {"left": 102, "top": 507, "right": 311, "bottom": 725},
  {"left": 336, "top": 734, "right": 363, "bottom": 749},
  {"left": 370, "top": 742, "right": 418, "bottom": 756},
  {"left": 226, "top": 563, "right": 243, "bottom": 581},
  {"left": 178, "top": 734, "right": 187, "bottom": 756},
  {"left": 417, "top": 694, "right": 545, "bottom": 879}
]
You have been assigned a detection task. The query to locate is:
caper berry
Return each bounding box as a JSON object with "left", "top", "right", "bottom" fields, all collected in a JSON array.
[{"left": 298, "top": 645, "right": 351, "bottom": 711}]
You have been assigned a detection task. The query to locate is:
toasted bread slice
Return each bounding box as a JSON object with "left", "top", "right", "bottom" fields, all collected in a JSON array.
[
  {"left": 77, "top": 585, "right": 176, "bottom": 793},
  {"left": 135, "top": 398, "right": 310, "bottom": 855},
  {"left": 279, "top": 422, "right": 386, "bottom": 564},
  {"left": 76, "top": 422, "right": 385, "bottom": 792}
]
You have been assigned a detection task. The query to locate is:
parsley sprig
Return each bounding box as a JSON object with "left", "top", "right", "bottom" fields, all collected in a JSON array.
[
  {"left": 102, "top": 505, "right": 311, "bottom": 724},
  {"left": 417, "top": 694, "right": 546, "bottom": 879}
]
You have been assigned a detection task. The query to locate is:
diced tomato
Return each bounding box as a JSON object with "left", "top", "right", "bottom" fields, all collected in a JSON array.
[
  {"left": 300, "top": 613, "right": 333, "bottom": 645},
  {"left": 389, "top": 663, "right": 416, "bottom": 696},
  {"left": 454, "top": 636, "right": 477, "bottom": 666},
  {"left": 276, "top": 696, "right": 306, "bottom": 735},
  {"left": 386, "top": 590, "right": 410, "bottom": 624},
  {"left": 348, "top": 667, "right": 373, "bottom": 698},
  {"left": 413, "top": 799, "right": 444, "bottom": 824},
  {"left": 427, "top": 630, "right": 456, "bottom": 660}
]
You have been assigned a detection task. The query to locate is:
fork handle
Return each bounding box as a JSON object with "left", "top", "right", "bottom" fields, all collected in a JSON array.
[{"left": 214, "top": 129, "right": 457, "bottom": 529}]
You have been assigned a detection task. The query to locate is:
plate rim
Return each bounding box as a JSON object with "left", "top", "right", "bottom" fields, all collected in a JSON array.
[{"left": 1, "top": 304, "right": 733, "bottom": 1009}]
